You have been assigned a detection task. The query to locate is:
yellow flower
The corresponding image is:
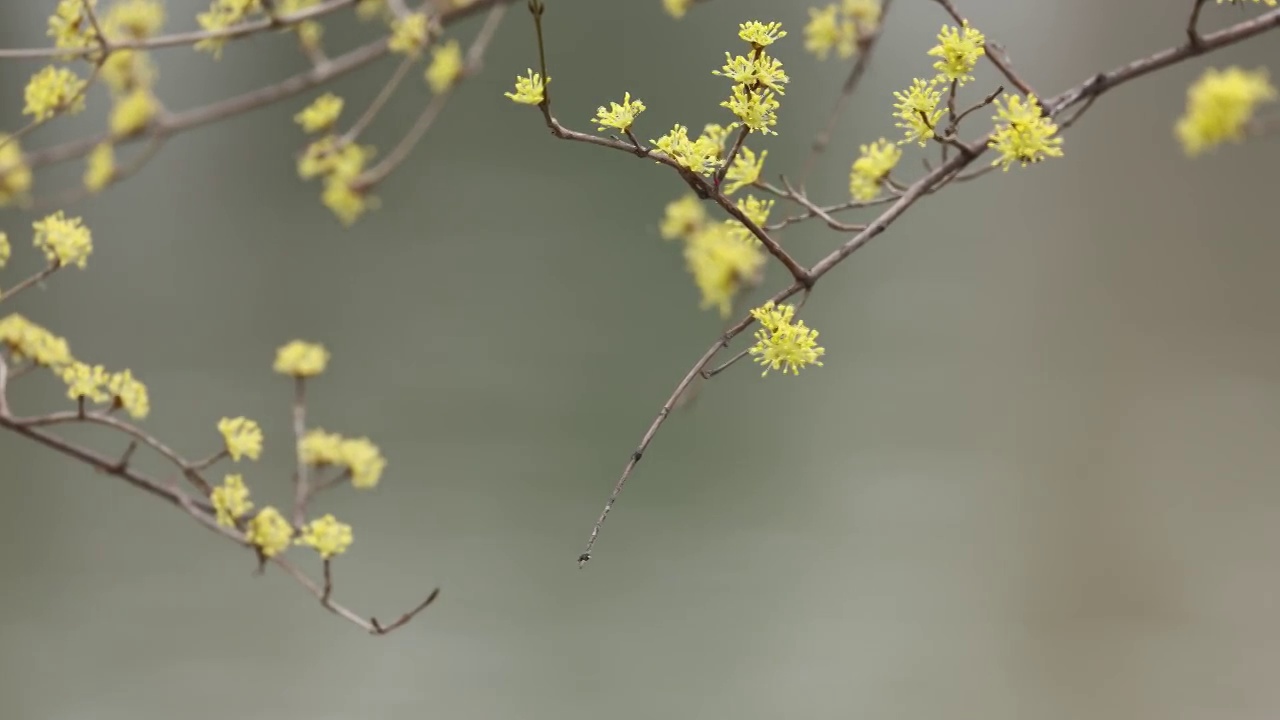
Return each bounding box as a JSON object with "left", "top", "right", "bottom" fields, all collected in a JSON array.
[
  {"left": 849, "top": 138, "right": 900, "bottom": 201},
  {"left": 843, "top": 0, "right": 882, "bottom": 32},
  {"left": 425, "top": 39, "right": 464, "bottom": 94},
  {"left": 388, "top": 12, "right": 430, "bottom": 56},
  {"left": 723, "top": 147, "right": 766, "bottom": 195},
  {"left": 321, "top": 176, "right": 375, "bottom": 226},
  {"left": 103, "top": 0, "right": 166, "bottom": 39},
  {"left": 893, "top": 77, "right": 944, "bottom": 146},
  {"left": 273, "top": 339, "right": 330, "bottom": 377},
  {"left": 593, "top": 92, "right": 647, "bottom": 133},
  {"left": 804, "top": 5, "right": 856, "bottom": 61},
  {"left": 659, "top": 194, "right": 707, "bottom": 241},
  {"left": 0, "top": 314, "right": 72, "bottom": 367},
  {"left": 61, "top": 361, "right": 111, "bottom": 403},
  {"left": 340, "top": 437, "right": 385, "bottom": 489},
  {"left": 737, "top": 20, "right": 787, "bottom": 48},
  {"left": 0, "top": 135, "right": 33, "bottom": 207},
  {"left": 195, "top": 0, "right": 262, "bottom": 57},
  {"left": 246, "top": 506, "right": 293, "bottom": 557},
  {"left": 653, "top": 125, "right": 722, "bottom": 176},
  {"left": 1175, "top": 66, "right": 1277, "bottom": 156},
  {"left": 48, "top": 0, "right": 99, "bottom": 53},
  {"left": 0, "top": 232, "right": 9, "bottom": 268},
  {"left": 23, "top": 65, "right": 88, "bottom": 121},
  {"left": 662, "top": 0, "right": 693, "bottom": 18},
  {"left": 107, "top": 369, "right": 150, "bottom": 419},
  {"left": 927, "top": 22, "right": 985, "bottom": 86},
  {"left": 218, "top": 416, "right": 264, "bottom": 461},
  {"left": 294, "top": 92, "right": 343, "bottom": 133},
  {"left": 720, "top": 86, "right": 781, "bottom": 135},
  {"left": 211, "top": 473, "right": 254, "bottom": 527},
  {"left": 33, "top": 211, "right": 93, "bottom": 269},
  {"left": 100, "top": 49, "right": 157, "bottom": 96},
  {"left": 748, "top": 302, "right": 826, "bottom": 376},
  {"left": 84, "top": 143, "right": 116, "bottom": 192},
  {"left": 684, "top": 223, "right": 765, "bottom": 317},
  {"left": 110, "top": 88, "right": 158, "bottom": 137},
  {"left": 988, "top": 93, "right": 1064, "bottom": 170},
  {"left": 296, "top": 513, "right": 353, "bottom": 559},
  {"left": 505, "top": 69, "right": 548, "bottom": 105}
]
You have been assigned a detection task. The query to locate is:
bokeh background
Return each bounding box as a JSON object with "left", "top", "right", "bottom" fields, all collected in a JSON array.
[{"left": 2, "top": 1, "right": 1279, "bottom": 718}]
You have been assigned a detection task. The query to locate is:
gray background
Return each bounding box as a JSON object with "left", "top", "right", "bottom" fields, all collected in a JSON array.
[{"left": 2, "top": 1, "right": 1279, "bottom": 719}]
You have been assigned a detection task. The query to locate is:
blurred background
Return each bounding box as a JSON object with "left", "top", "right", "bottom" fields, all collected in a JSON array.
[{"left": 2, "top": 1, "right": 1279, "bottom": 718}]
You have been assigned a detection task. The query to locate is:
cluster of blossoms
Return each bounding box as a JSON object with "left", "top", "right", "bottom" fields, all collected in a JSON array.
[
  {"left": 1175, "top": 66, "right": 1276, "bottom": 156},
  {"left": 660, "top": 191, "right": 769, "bottom": 318},
  {"left": 23, "top": 0, "right": 168, "bottom": 196},
  {"left": 875, "top": 19, "right": 1063, "bottom": 181},
  {"left": 747, "top": 301, "right": 826, "bottom": 376},
  {"left": 289, "top": 10, "right": 465, "bottom": 225},
  {"left": 209, "top": 339, "right": 383, "bottom": 559},
  {"left": 1, "top": 214, "right": 150, "bottom": 418},
  {"left": 802, "top": 0, "right": 882, "bottom": 60}
]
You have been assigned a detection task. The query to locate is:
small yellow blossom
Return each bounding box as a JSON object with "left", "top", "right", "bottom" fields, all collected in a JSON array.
[
  {"left": 843, "top": 0, "right": 882, "bottom": 32},
  {"left": 356, "top": 0, "right": 390, "bottom": 21},
  {"left": 23, "top": 66, "right": 87, "bottom": 121},
  {"left": 300, "top": 428, "right": 345, "bottom": 465},
  {"left": 723, "top": 146, "right": 766, "bottom": 195},
  {"left": 341, "top": 437, "right": 385, "bottom": 489},
  {"left": 273, "top": 339, "right": 330, "bottom": 377},
  {"left": 103, "top": 0, "right": 166, "bottom": 39},
  {"left": 294, "top": 93, "right": 344, "bottom": 133},
  {"left": 804, "top": 5, "right": 857, "bottom": 60},
  {"left": 849, "top": 138, "right": 900, "bottom": 201},
  {"left": 722, "top": 86, "right": 781, "bottom": 135},
  {"left": 699, "top": 123, "right": 737, "bottom": 155},
  {"left": 100, "top": 49, "right": 157, "bottom": 96},
  {"left": 296, "top": 514, "right": 353, "bottom": 559},
  {"left": 684, "top": 223, "right": 765, "bottom": 317},
  {"left": 734, "top": 195, "right": 774, "bottom": 230},
  {"left": 660, "top": 194, "right": 707, "bottom": 241},
  {"left": 211, "top": 473, "right": 253, "bottom": 527},
  {"left": 425, "top": 39, "right": 464, "bottom": 93},
  {"left": 33, "top": 211, "right": 93, "bottom": 269},
  {"left": 715, "top": 53, "right": 790, "bottom": 95},
  {"left": 110, "top": 88, "right": 158, "bottom": 137},
  {"left": 107, "top": 369, "right": 150, "bottom": 419},
  {"left": 928, "top": 22, "right": 985, "bottom": 86},
  {"left": 1175, "top": 66, "right": 1277, "bottom": 156},
  {"left": 593, "top": 92, "right": 647, "bottom": 133},
  {"left": 218, "top": 416, "right": 264, "bottom": 461},
  {"left": 0, "top": 135, "right": 33, "bottom": 207},
  {"left": 388, "top": 12, "right": 430, "bottom": 56},
  {"left": 0, "top": 232, "right": 8, "bottom": 269},
  {"left": 84, "top": 143, "right": 116, "bottom": 192},
  {"left": 893, "top": 77, "right": 944, "bottom": 146},
  {"left": 322, "top": 177, "right": 375, "bottom": 226},
  {"left": 653, "top": 125, "right": 723, "bottom": 176},
  {"left": 748, "top": 301, "right": 826, "bottom": 376},
  {"left": 0, "top": 315, "right": 72, "bottom": 367},
  {"left": 246, "top": 506, "right": 293, "bottom": 557},
  {"left": 296, "top": 137, "right": 372, "bottom": 181},
  {"left": 48, "top": 0, "right": 99, "bottom": 53},
  {"left": 988, "top": 93, "right": 1064, "bottom": 170},
  {"left": 195, "top": 0, "right": 263, "bottom": 56},
  {"left": 61, "top": 361, "right": 111, "bottom": 403},
  {"left": 662, "top": 0, "right": 693, "bottom": 18},
  {"left": 738, "top": 21, "right": 787, "bottom": 48},
  {"left": 505, "top": 69, "right": 547, "bottom": 105}
]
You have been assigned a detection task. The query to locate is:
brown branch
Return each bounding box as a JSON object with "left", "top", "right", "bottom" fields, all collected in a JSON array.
[{"left": 580, "top": 5, "right": 1280, "bottom": 565}]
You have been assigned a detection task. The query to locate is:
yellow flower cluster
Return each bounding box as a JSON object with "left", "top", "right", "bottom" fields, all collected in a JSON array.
[
  {"left": 748, "top": 301, "right": 826, "bottom": 376},
  {"left": 0, "top": 135, "right": 33, "bottom": 207},
  {"left": 927, "top": 22, "right": 985, "bottom": 87},
  {"left": 195, "top": 0, "right": 263, "bottom": 56},
  {"left": 716, "top": 22, "right": 789, "bottom": 135},
  {"left": 23, "top": 65, "right": 87, "bottom": 122},
  {"left": 300, "top": 429, "right": 387, "bottom": 489},
  {"left": 988, "top": 94, "right": 1063, "bottom": 170},
  {"left": 505, "top": 69, "right": 548, "bottom": 105},
  {"left": 849, "top": 138, "right": 901, "bottom": 201},
  {"left": 593, "top": 92, "right": 647, "bottom": 133},
  {"left": 245, "top": 506, "right": 293, "bottom": 557},
  {"left": 32, "top": 211, "right": 93, "bottom": 269},
  {"left": 0, "top": 314, "right": 72, "bottom": 368},
  {"left": 273, "top": 339, "right": 330, "bottom": 377},
  {"left": 218, "top": 416, "right": 264, "bottom": 461},
  {"left": 660, "top": 193, "right": 767, "bottom": 317},
  {"left": 803, "top": 0, "right": 881, "bottom": 60},
  {"left": 425, "top": 40, "right": 465, "bottom": 94},
  {"left": 293, "top": 98, "right": 377, "bottom": 225},
  {"left": 389, "top": 12, "right": 431, "bottom": 57},
  {"left": 296, "top": 514, "right": 354, "bottom": 559},
  {"left": 1175, "top": 66, "right": 1276, "bottom": 156},
  {"left": 211, "top": 473, "right": 253, "bottom": 527}
]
